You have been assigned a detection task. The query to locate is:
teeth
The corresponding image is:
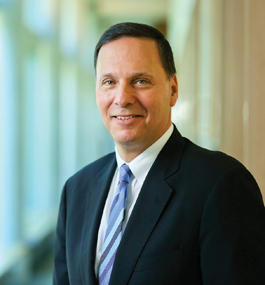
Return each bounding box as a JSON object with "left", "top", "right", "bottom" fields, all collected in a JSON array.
[{"left": 116, "top": 116, "right": 135, "bottom": 120}]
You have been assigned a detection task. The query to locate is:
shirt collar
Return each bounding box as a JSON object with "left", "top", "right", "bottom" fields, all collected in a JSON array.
[{"left": 116, "top": 124, "right": 173, "bottom": 184}]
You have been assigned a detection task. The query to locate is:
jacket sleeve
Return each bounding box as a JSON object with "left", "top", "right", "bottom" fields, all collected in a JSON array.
[
  {"left": 53, "top": 181, "right": 70, "bottom": 285},
  {"left": 200, "top": 165, "right": 265, "bottom": 284}
]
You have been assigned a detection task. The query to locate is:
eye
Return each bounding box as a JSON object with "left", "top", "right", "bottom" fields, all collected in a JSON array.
[
  {"left": 104, "top": 80, "right": 115, "bottom": 85},
  {"left": 135, "top": 79, "right": 148, "bottom": 85}
]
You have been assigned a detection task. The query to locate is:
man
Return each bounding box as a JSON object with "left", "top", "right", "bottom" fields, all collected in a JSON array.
[{"left": 53, "top": 22, "right": 265, "bottom": 284}]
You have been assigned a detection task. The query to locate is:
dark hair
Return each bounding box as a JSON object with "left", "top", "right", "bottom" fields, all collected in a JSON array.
[{"left": 94, "top": 22, "right": 176, "bottom": 79}]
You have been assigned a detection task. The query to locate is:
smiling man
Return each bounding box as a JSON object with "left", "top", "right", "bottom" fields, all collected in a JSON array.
[
  {"left": 96, "top": 36, "right": 178, "bottom": 162},
  {"left": 53, "top": 23, "right": 265, "bottom": 285}
]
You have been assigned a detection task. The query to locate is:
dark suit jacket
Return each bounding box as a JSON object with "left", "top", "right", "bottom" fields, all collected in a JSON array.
[{"left": 53, "top": 127, "right": 265, "bottom": 284}]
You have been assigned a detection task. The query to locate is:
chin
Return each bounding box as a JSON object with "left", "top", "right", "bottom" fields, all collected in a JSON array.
[
  {"left": 115, "top": 136, "right": 139, "bottom": 145},
  {"left": 112, "top": 129, "right": 136, "bottom": 141},
  {"left": 114, "top": 133, "right": 142, "bottom": 146}
]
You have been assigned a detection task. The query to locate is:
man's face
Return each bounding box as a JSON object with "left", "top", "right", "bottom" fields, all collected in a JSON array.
[{"left": 96, "top": 37, "right": 178, "bottom": 156}]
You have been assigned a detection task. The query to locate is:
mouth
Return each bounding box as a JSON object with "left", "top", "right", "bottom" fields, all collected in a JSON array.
[{"left": 114, "top": 115, "right": 141, "bottom": 120}]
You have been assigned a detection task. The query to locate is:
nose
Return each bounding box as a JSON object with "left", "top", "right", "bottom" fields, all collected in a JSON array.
[{"left": 114, "top": 82, "right": 135, "bottom": 107}]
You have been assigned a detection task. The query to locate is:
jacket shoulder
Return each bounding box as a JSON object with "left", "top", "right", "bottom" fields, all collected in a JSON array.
[
  {"left": 182, "top": 138, "right": 244, "bottom": 173},
  {"left": 67, "top": 152, "right": 116, "bottom": 185}
]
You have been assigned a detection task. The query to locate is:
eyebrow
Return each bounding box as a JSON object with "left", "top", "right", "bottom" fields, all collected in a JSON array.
[
  {"left": 99, "top": 72, "right": 154, "bottom": 80},
  {"left": 100, "top": 73, "right": 115, "bottom": 79},
  {"left": 133, "top": 73, "right": 154, "bottom": 79}
]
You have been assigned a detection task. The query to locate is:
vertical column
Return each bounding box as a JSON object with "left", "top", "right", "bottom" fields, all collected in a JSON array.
[
  {"left": 219, "top": 0, "right": 244, "bottom": 162},
  {"left": 244, "top": 0, "right": 265, "bottom": 193},
  {"left": 209, "top": 0, "right": 223, "bottom": 149},
  {"left": 196, "top": 0, "right": 213, "bottom": 149}
]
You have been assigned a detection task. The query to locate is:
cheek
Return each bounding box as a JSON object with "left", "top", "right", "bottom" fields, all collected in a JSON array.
[
  {"left": 95, "top": 92, "right": 101, "bottom": 109},
  {"left": 148, "top": 97, "right": 170, "bottom": 121},
  {"left": 143, "top": 94, "right": 163, "bottom": 115},
  {"left": 96, "top": 94, "right": 109, "bottom": 115}
]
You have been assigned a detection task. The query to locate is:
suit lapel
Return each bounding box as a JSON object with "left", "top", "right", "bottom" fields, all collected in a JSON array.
[
  {"left": 80, "top": 155, "right": 117, "bottom": 285},
  {"left": 110, "top": 175, "right": 173, "bottom": 284},
  {"left": 110, "top": 127, "right": 186, "bottom": 284}
]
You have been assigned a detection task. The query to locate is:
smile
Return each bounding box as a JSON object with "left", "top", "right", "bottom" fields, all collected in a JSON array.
[{"left": 115, "top": 116, "right": 138, "bottom": 120}]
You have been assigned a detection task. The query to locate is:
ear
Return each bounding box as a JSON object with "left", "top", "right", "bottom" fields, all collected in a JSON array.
[{"left": 170, "top": 74, "right": 178, "bottom": 107}]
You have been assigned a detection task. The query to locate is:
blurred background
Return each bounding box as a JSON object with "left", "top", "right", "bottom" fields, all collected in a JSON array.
[{"left": 0, "top": 0, "right": 264, "bottom": 284}]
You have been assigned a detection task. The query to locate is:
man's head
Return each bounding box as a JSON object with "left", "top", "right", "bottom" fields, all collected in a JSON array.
[
  {"left": 94, "top": 22, "right": 176, "bottom": 79},
  {"left": 95, "top": 23, "right": 178, "bottom": 162}
]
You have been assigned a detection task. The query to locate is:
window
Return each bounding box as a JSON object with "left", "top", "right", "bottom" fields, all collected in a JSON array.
[
  {"left": 23, "top": 0, "right": 56, "bottom": 37},
  {"left": 0, "top": 10, "right": 20, "bottom": 272},
  {"left": 22, "top": 42, "right": 57, "bottom": 242},
  {"left": 58, "top": 61, "right": 78, "bottom": 187},
  {"left": 60, "top": 0, "right": 78, "bottom": 57}
]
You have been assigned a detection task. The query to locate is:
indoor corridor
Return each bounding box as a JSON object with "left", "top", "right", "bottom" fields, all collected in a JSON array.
[{"left": 1, "top": 0, "right": 264, "bottom": 284}]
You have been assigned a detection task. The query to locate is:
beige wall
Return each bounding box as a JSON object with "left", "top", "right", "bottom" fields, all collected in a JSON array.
[
  {"left": 169, "top": 0, "right": 265, "bottom": 198},
  {"left": 245, "top": 0, "right": 265, "bottom": 194}
]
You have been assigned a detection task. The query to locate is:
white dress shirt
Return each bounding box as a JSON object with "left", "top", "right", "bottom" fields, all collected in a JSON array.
[{"left": 94, "top": 124, "right": 174, "bottom": 273}]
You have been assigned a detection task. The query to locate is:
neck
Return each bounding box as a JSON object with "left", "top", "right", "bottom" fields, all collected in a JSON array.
[
  {"left": 115, "top": 124, "right": 172, "bottom": 163},
  {"left": 116, "top": 144, "right": 148, "bottom": 163}
]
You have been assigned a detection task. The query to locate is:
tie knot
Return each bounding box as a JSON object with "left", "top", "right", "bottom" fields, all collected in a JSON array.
[{"left": 119, "top": 164, "right": 132, "bottom": 184}]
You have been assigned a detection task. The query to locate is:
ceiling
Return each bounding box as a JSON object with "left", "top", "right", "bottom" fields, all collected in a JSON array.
[{"left": 90, "top": 0, "right": 170, "bottom": 34}]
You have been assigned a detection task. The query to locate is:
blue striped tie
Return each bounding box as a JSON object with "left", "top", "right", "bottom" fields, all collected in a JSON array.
[{"left": 98, "top": 164, "right": 132, "bottom": 285}]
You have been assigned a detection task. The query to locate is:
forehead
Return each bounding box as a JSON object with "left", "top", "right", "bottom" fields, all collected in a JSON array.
[{"left": 96, "top": 37, "right": 165, "bottom": 77}]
